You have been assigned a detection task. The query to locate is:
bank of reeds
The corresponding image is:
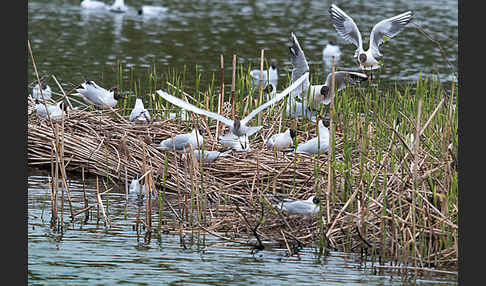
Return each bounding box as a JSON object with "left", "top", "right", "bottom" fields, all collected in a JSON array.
[{"left": 27, "top": 60, "right": 458, "bottom": 273}]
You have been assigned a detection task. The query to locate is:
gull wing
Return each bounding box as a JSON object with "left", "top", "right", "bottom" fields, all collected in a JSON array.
[
  {"left": 289, "top": 32, "right": 310, "bottom": 84},
  {"left": 241, "top": 71, "right": 309, "bottom": 125},
  {"left": 325, "top": 71, "right": 368, "bottom": 92},
  {"left": 369, "top": 11, "right": 413, "bottom": 58},
  {"left": 157, "top": 90, "right": 234, "bottom": 127},
  {"left": 329, "top": 4, "right": 363, "bottom": 52}
]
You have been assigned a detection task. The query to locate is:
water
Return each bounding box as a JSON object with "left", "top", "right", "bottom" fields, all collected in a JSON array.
[
  {"left": 27, "top": 168, "right": 457, "bottom": 285},
  {"left": 27, "top": 0, "right": 458, "bottom": 95},
  {"left": 28, "top": 0, "right": 458, "bottom": 284}
]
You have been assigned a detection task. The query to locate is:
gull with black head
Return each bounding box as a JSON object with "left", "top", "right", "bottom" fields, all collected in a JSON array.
[
  {"left": 329, "top": 4, "right": 413, "bottom": 73},
  {"left": 156, "top": 72, "right": 308, "bottom": 150}
]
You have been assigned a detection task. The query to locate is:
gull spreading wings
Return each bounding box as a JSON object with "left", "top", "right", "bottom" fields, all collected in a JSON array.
[
  {"left": 156, "top": 71, "right": 309, "bottom": 140},
  {"left": 329, "top": 4, "right": 413, "bottom": 69}
]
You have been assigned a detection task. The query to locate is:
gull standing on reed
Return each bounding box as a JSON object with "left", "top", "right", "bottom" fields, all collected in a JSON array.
[
  {"left": 35, "top": 100, "right": 68, "bottom": 121},
  {"left": 80, "top": 0, "right": 107, "bottom": 9},
  {"left": 294, "top": 117, "right": 330, "bottom": 155},
  {"left": 156, "top": 128, "right": 204, "bottom": 153},
  {"left": 329, "top": 4, "right": 414, "bottom": 72},
  {"left": 266, "top": 128, "right": 297, "bottom": 151},
  {"left": 75, "top": 78, "right": 122, "bottom": 109},
  {"left": 219, "top": 133, "right": 251, "bottom": 152},
  {"left": 156, "top": 71, "right": 309, "bottom": 149},
  {"left": 249, "top": 59, "right": 278, "bottom": 88},
  {"left": 268, "top": 195, "right": 321, "bottom": 215},
  {"left": 109, "top": 0, "right": 127, "bottom": 13},
  {"left": 184, "top": 149, "right": 232, "bottom": 164},
  {"left": 32, "top": 81, "right": 52, "bottom": 101},
  {"left": 129, "top": 98, "right": 151, "bottom": 124}
]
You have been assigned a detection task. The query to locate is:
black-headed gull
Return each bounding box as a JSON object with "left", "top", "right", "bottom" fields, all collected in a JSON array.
[
  {"left": 157, "top": 71, "right": 308, "bottom": 148},
  {"left": 32, "top": 82, "right": 52, "bottom": 101},
  {"left": 269, "top": 195, "right": 321, "bottom": 215},
  {"left": 286, "top": 96, "right": 317, "bottom": 121},
  {"left": 129, "top": 98, "right": 151, "bottom": 123},
  {"left": 266, "top": 128, "right": 297, "bottom": 151},
  {"left": 219, "top": 133, "right": 251, "bottom": 152},
  {"left": 306, "top": 71, "right": 367, "bottom": 109},
  {"left": 109, "top": 0, "right": 127, "bottom": 13},
  {"left": 329, "top": 4, "right": 413, "bottom": 71},
  {"left": 295, "top": 118, "right": 329, "bottom": 155},
  {"left": 289, "top": 32, "right": 311, "bottom": 98},
  {"left": 75, "top": 78, "right": 122, "bottom": 109},
  {"left": 263, "top": 83, "right": 277, "bottom": 101},
  {"left": 128, "top": 176, "right": 147, "bottom": 200},
  {"left": 138, "top": 5, "right": 168, "bottom": 16},
  {"left": 35, "top": 100, "right": 68, "bottom": 121},
  {"left": 80, "top": 0, "right": 107, "bottom": 9},
  {"left": 322, "top": 41, "right": 341, "bottom": 63},
  {"left": 290, "top": 33, "right": 367, "bottom": 109},
  {"left": 250, "top": 59, "right": 278, "bottom": 87},
  {"left": 185, "top": 149, "right": 232, "bottom": 164},
  {"left": 156, "top": 128, "right": 203, "bottom": 153}
]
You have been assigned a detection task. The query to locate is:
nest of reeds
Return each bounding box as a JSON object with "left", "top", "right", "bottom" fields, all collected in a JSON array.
[{"left": 27, "top": 78, "right": 458, "bottom": 272}]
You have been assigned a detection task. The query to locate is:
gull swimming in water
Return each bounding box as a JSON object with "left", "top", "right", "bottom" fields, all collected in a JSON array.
[
  {"left": 249, "top": 58, "right": 278, "bottom": 88},
  {"left": 81, "top": 0, "right": 107, "bottom": 9},
  {"left": 156, "top": 71, "right": 308, "bottom": 149},
  {"left": 266, "top": 128, "right": 297, "bottom": 151},
  {"left": 32, "top": 82, "right": 52, "bottom": 101},
  {"left": 109, "top": 0, "right": 127, "bottom": 13},
  {"left": 269, "top": 195, "right": 321, "bottom": 215},
  {"left": 138, "top": 5, "right": 168, "bottom": 16},
  {"left": 322, "top": 41, "right": 341, "bottom": 69},
  {"left": 156, "top": 128, "right": 204, "bottom": 153},
  {"left": 329, "top": 4, "right": 413, "bottom": 71},
  {"left": 294, "top": 118, "right": 330, "bottom": 155},
  {"left": 129, "top": 98, "right": 151, "bottom": 123},
  {"left": 35, "top": 100, "right": 68, "bottom": 121},
  {"left": 75, "top": 78, "right": 122, "bottom": 109}
]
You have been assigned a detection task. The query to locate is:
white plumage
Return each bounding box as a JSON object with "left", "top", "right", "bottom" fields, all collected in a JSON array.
[
  {"left": 75, "top": 79, "right": 121, "bottom": 109},
  {"left": 266, "top": 128, "right": 296, "bottom": 151},
  {"left": 35, "top": 100, "right": 67, "bottom": 121},
  {"left": 80, "top": 0, "right": 107, "bottom": 10},
  {"left": 138, "top": 5, "right": 168, "bottom": 16},
  {"left": 109, "top": 0, "right": 127, "bottom": 13},
  {"left": 129, "top": 98, "right": 151, "bottom": 123},
  {"left": 295, "top": 119, "right": 330, "bottom": 155},
  {"left": 32, "top": 82, "right": 52, "bottom": 101},
  {"left": 329, "top": 4, "right": 413, "bottom": 71},
  {"left": 157, "top": 128, "right": 204, "bottom": 153},
  {"left": 270, "top": 195, "right": 321, "bottom": 215}
]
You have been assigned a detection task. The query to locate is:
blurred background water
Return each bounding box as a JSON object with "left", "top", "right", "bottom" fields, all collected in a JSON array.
[
  {"left": 27, "top": 0, "right": 457, "bottom": 96},
  {"left": 27, "top": 0, "right": 458, "bottom": 284}
]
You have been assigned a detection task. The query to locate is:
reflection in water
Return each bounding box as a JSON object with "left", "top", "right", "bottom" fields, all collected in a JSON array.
[{"left": 27, "top": 172, "right": 458, "bottom": 285}]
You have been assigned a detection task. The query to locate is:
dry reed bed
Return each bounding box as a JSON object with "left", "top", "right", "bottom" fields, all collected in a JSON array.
[{"left": 27, "top": 96, "right": 457, "bottom": 272}]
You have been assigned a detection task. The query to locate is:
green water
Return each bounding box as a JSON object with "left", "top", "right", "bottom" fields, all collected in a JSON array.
[
  {"left": 27, "top": 0, "right": 458, "bottom": 284},
  {"left": 28, "top": 169, "right": 457, "bottom": 285}
]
